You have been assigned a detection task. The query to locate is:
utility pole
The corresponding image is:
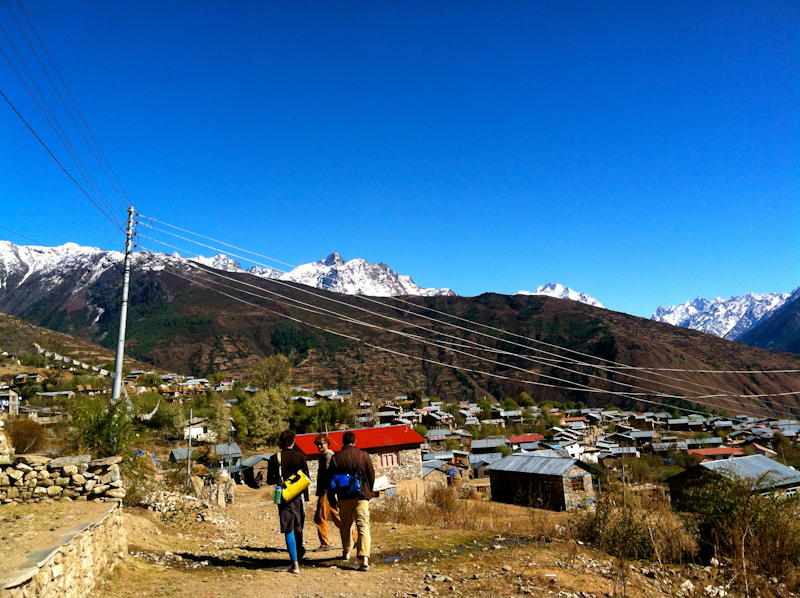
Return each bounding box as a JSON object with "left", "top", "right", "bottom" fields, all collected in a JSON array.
[{"left": 112, "top": 206, "right": 135, "bottom": 404}]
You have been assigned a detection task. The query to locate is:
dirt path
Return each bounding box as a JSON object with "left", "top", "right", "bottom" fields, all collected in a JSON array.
[{"left": 93, "top": 486, "right": 723, "bottom": 598}]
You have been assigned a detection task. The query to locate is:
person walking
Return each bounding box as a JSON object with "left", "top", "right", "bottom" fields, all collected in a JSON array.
[
  {"left": 312, "top": 433, "right": 345, "bottom": 550},
  {"left": 328, "top": 431, "right": 375, "bottom": 571},
  {"left": 267, "top": 429, "right": 309, "bottom": 574}
]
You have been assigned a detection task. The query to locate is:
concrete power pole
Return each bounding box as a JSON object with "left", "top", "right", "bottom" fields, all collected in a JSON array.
[{"left": 111, "top": 206, "right": 135, "bottom": 404}]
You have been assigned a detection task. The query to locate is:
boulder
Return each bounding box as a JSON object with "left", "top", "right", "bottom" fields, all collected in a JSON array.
[{"left": 14, "top": 455, "right": 51, "bottom": 466}]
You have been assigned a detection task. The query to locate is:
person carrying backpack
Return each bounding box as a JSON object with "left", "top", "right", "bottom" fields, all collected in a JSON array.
[
  {"left": 266, "top": 429, "right": 309, "bottom": 574},
  {"left": 328, "top": 431, "right": 375, "bottom": 571}
]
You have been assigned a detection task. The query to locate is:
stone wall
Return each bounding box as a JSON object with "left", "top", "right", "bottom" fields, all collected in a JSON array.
[
  {"left": 0, "top": 504, "right": 127, "bottom": 598},
  {"left": 306, "top": 448, "right": 423, "bottom": 495},
  {"left": 0, "top": 455, "right": 126, "bottom": 505}
]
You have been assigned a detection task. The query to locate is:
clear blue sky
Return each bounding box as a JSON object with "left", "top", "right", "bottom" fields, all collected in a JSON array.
[{"left": 1, "top": 1, "right": 797, "bottom": 317}]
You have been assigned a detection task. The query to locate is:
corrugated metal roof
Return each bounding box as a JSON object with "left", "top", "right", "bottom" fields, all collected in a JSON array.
[
  {"left": 701, "top": 455, "right": 800, "bottom": 489},
  {"left": 294, "top": 424, "right": 424, "bottom": 454},
  {"left": 471, "top": 438, "right": 509, "bottom": 449},
  {"left": 486, "top": 454, "right": 580, "bottom": 476},
  {"left": 241, "top": 454, "right": 273, "bottom": 468},
  {"left": 469, "top": 452, "right": 503, "bottom": 464}
]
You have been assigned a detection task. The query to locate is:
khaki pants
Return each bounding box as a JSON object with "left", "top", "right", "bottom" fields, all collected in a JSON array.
[
  {"left": 313, "top": 493, "right": 343, "bottom": 547},
  {"left": 338, "top": 498, "right": 371, "bottom": 557}
]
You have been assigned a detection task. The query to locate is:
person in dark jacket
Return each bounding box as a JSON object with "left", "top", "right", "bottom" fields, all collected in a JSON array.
[
  {"left": 328, "top": 431, "right": 376, "bottom": 571},
  {"left": 266, "top": 429, "right": 309, "bottom": 574}
]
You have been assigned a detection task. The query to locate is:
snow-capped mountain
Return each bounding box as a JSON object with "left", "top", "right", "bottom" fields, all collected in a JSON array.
[
  {"left": 264, "top": 252, "right": 455, "bottom": 297},
  {"left": 651, "top": 290, "right": 796, "bottom": 340},
  {"left": 219, "top": 251, "right": 454, "bottom": 297},
  {"left": 516, "top": 283, "right": 605, "bottom": 309},
  {"left": 0, "top": 241, "right": 454, "bottom": 306}
]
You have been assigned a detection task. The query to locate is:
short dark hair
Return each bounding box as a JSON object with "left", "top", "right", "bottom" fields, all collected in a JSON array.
[
  {"left": 342, "top": 431, "right": 356, "bottom": 445},
  {"left": 278, "top": 429, "right": 296, "bottom": 449},
  {"left": 314, "top": 433, "right": 330, "bottom": 446}
]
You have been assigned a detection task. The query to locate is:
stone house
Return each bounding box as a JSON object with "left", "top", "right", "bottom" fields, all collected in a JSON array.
[
  {"left": 294, "top": 424, "right": 426, "bottom": 495},
  {"left": 486, "top": 453, "right": 599, "bottom": 511}
]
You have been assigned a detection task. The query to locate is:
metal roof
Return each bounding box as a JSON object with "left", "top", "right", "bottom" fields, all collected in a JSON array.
[
  {"left": 471, "top": 438, "right": 509, "bottom": 449},
  {"left": 241, "top": 454, "right": 273, "bottom": 468},
  {"left": 469, "top": 452, "right": 503, "bottom": 464},
  {"left": 294, "top": 424, "right": 424, "bottom": 454},
  {"left": 700, "top": 455, "right": 800, "bottom": 489},
  {"left": 486, "top": 454, "right": 589, "bottom": 476}
]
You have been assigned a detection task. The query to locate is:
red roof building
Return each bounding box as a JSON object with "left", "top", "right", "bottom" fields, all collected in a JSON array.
[
  {"left": 507, "top": 434, "right": 545, "bottom": 444},
  {"left": 686, "top": 447, "right": 746, "bottom": 461},
  {"left": 295, "top": 425, "right": 425, "bottom": 456}
]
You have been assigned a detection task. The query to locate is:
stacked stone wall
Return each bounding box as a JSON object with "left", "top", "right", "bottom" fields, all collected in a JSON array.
[
  {"left": 0, "top": 455, "right": 125, "bottom": 505},
  {"left": 0, "top": 504, "right": 127, "bottom": 598},
  {"left": 306, "top": 448, "right": 422, "bottom": 495}
]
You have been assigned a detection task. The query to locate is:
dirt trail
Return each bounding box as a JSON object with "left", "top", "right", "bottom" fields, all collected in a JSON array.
[{"left": 94, "top": 486, "right": 720, "bottom": 598}]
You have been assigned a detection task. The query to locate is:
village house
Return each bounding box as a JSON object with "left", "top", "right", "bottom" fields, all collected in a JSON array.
[
  {"left": 0, "top": 388, "right": 20, "bottom": 416},
  {"left": 294, "top": 424, "right": 425, "bottom": 494},
  {"left": 486, "top": 452, "right": 599, "bottom": 511},
  {"left": 668, "top": 454, "right": 800, "bottom": 502}
]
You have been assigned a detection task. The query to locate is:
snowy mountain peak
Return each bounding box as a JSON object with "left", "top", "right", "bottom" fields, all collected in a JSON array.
[
  {"left": 321, "top": 252, "right": 345, "bottom": 267},
  {"left": 652, "top": 290, "right": 796, "bottom": 340},
  {"left": 516, "top": 283, "right": 605, "bottom": 309},
  {"left": 189, "top": 254, "right": 243, "bottom": 272}
]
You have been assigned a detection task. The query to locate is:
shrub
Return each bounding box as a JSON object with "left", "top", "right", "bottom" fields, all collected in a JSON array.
[
  {"left": 4, "top": 418, "right": 47, "bottom": 454},
  {"left": 677, "top": 472, "right": 800, "bottom": 589},
  {"left": 570, "top": 489, "right": 697, "bottom": 563}
]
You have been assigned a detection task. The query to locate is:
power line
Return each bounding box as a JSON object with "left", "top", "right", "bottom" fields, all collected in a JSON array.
[
  {"left": 0, "top": 86, "right": 124, "bottom": 232},
  {"left": 137, "top": 242, "right": 798, "bottom": 419},
  {"left": 137, "top": 229, "right": 800, "bottom": 417},
  {"left": 0, "top": 19, "right": 123, "bottom": 226},
  {"left": 9, "top": 0, "right": 132, "bottom": 209},
  {"left": 152, "top": 255, "right": 780, "bottom": 420}
]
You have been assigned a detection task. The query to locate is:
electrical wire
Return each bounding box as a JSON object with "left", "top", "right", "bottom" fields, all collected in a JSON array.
[
  {"left": 137, "top": 241, "right": 800, "bottom": 419},
  {"left": 137, "top": 229, "right": 800, "bottom": 417},
  {"left": 0, "top": 22, "right": 123, "bottom": 227},
  {"left": 0, "top": 86, "right": 124, "bottom": 232},
  {"left": 10, "top": 0, "right": 132, "bottom": 207}
]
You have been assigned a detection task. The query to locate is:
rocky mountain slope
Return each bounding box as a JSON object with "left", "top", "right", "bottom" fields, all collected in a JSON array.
[{"left": 738, "top": 288, "right": 800, "bottom": 354}]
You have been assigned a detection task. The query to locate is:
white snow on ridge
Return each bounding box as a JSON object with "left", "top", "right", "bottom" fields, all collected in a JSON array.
[
  {"left": 652, "top": 290, "right": 796, "bottom": 340},
  {"left": 517, "top": 283, "right": 605, "bottom": 309}
]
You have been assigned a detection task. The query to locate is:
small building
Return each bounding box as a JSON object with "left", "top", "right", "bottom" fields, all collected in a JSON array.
[
  {"left": 0, "top": 389, "right": 20, "bottom": 417},
  {"left": 486, "top": 453, "right": 599, "bottom": 511},
  {"left": 294, "top": 424, "right": 425, "bottom": 494},
  {"left": 668, "top": 455, "right": 800, "bottom": 502},
  {"left": 241, "top": 454, "right": 273, "bottom": 488}
]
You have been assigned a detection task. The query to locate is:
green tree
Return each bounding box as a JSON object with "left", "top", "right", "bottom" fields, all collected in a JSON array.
[
  {"left": 501, "top": 397, "right": 519, "bottom": 411},
  {"left": 247, "top": 355, "right": 292, "bottom": 390},
  {"left": 239, "top": 388, "right": 291, "bottom": 446},
  {"left": 207, "top": 393, "right": 232, "bottom": 443},
  {"left": 517, "top": 391, "right": 535, "bottom": 407},
  {"left": 207, "top": 373, "right": 226, "bottom": 385},
  {"left": 407, "top": 390, "right": 426, "bottom": 409},
  {"left": 71, "top": 398, "right": 133, "bottom": 457}
]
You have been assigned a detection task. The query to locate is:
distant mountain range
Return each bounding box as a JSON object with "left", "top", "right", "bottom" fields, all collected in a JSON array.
[
  {"left": 0, "top": 240, "right": 796, "bottom": 355},
  {"left": 652, "top": 290, "right": 798, "bottom": 343},
  {"left": 0, "top": 240, "right": 799, "bottom": 411}
]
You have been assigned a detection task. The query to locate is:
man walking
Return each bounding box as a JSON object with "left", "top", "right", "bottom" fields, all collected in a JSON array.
[
  {"left": 328, "top": 431, "right": 375, "bottom": 571},
  {"left": 312, "top": 433, "right": 344, "bottom": 549}
]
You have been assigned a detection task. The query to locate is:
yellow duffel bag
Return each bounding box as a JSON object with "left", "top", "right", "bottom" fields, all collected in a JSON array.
[{"left": 282, "top": 470, "right": 311, "bottom": 502}]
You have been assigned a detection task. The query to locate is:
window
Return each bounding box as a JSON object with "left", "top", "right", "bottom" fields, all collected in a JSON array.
[
  {"left": 571, "top": 476, "right": 585, "bottom": 492},
  {"left": 378, "top": 452, "right": 399, "bottom": 469}
]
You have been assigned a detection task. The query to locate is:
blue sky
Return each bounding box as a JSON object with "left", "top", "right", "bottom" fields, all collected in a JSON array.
[{"left": 0, "top": 1, "right": 797, "bottom": 317}]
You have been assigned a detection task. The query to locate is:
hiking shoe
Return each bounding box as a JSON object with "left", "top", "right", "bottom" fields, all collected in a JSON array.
[
  {"left": 358, "top": 564, "right": 370, "bottom": 572},
  {"left": 289, "top": 562, "right": 300, "bottom": 574}
]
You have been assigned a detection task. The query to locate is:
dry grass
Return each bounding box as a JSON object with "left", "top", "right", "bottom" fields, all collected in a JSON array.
[{"left": 372, "top": 483, "right": 567, "bottom": 537}]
